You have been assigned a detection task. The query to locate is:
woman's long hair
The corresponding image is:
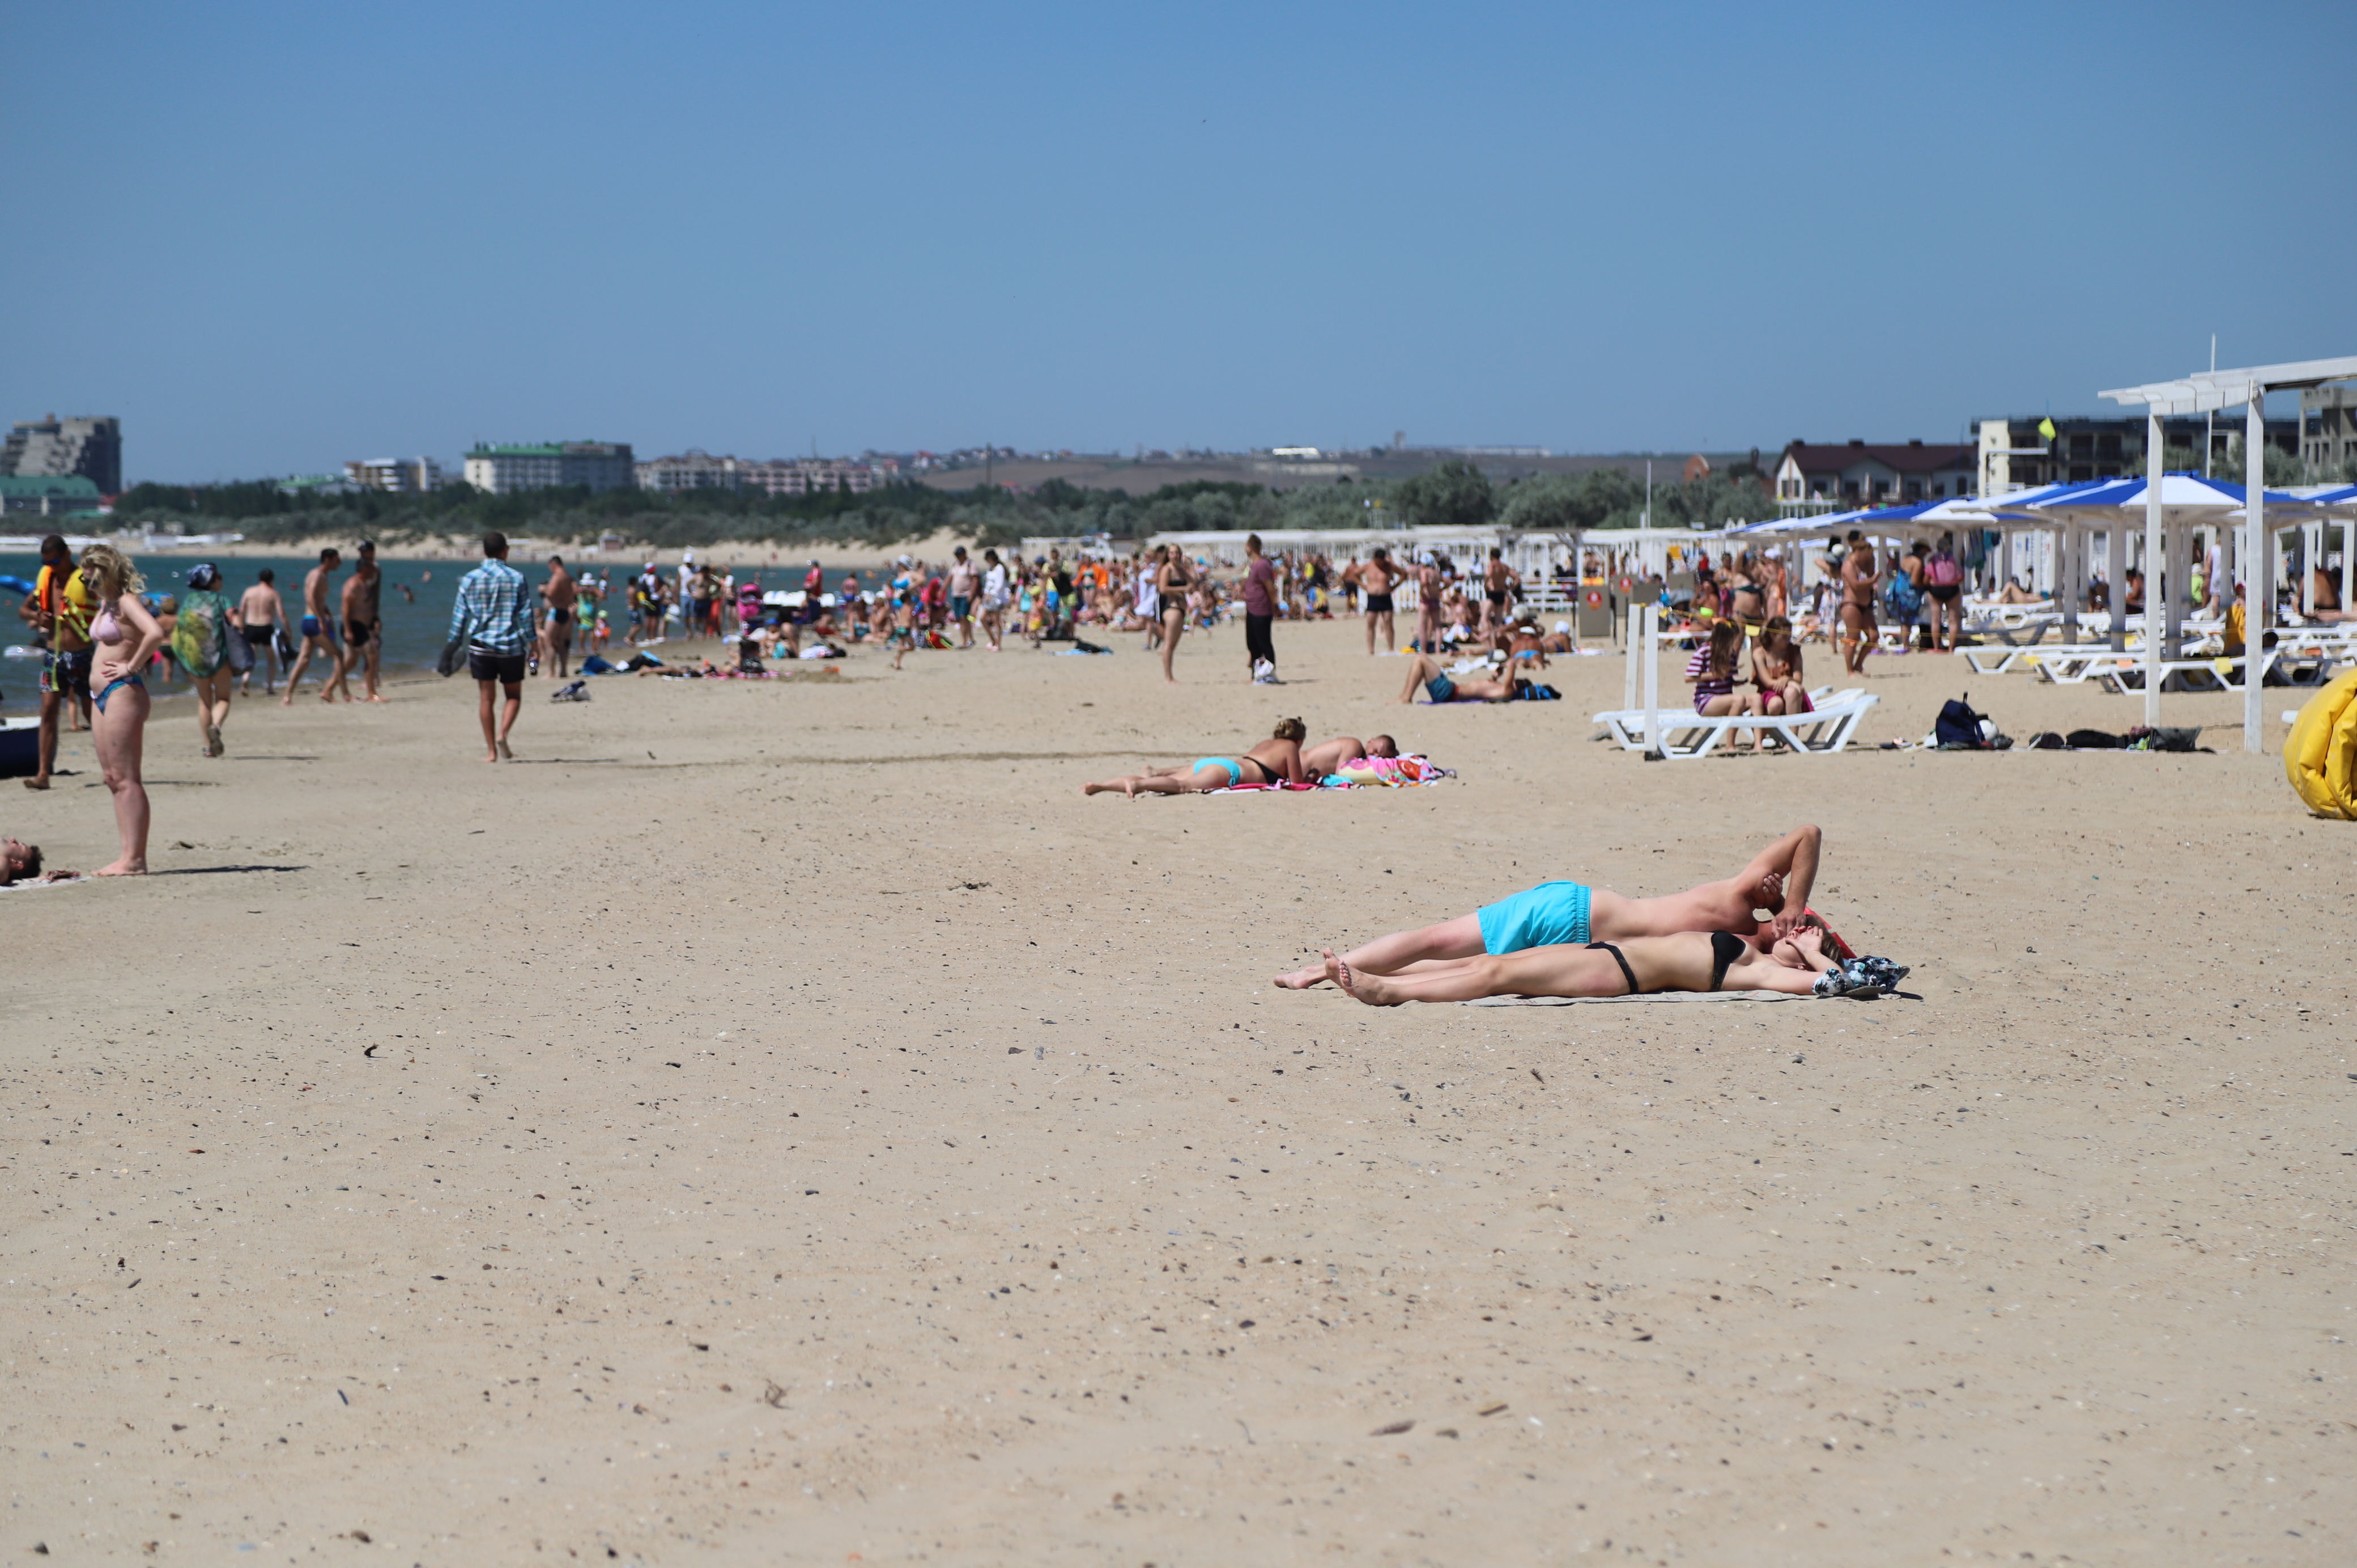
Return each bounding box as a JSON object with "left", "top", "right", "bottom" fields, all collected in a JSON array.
[
  {"left": 77, "top": 543, "right": 142, "bottom": 599},
  {"left": 1708, "top": 618, "right": 1743, "bottom": 678}
]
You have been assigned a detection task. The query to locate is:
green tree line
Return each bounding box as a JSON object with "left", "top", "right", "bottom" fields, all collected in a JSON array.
[{"left": 110, "top": 461, "right": 1780, "bottom": 549}]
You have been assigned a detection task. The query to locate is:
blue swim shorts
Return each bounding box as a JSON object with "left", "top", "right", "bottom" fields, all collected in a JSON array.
[
  {"left": 1475, "top": 881, "right": 1592, "bottom": 954},
  {"left": 1426, "top": 674, "right": 1456, "bottom": 703}
]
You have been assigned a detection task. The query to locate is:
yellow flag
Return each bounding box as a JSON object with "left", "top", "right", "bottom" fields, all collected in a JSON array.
[{"left": 2037, "top": 417, "right": 2057, "bottom": 443}]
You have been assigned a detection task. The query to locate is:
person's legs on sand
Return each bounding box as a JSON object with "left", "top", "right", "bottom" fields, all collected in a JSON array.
[
  {"left": 1160, "top": 608, "right": 1184, "bottom": 683},
  {"left": 93, "top": 682, "right": 150, "bottom": 876},
  {"left": 1275, "top": 911, "right": 1485, "bottom": 988}
]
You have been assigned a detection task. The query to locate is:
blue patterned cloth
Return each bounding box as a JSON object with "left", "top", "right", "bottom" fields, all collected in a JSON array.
[{"left": 449, "top": 557, "right": 534, "bottom": 654}]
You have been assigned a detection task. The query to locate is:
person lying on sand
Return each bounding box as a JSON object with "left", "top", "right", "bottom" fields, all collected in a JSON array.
[
  {"left": 1394, "top": 650, "right": 1518, "bottom": 704},
  {"left": 1312, "top": 928, "right": 1904, "bottom": 1004},
  {"left": 1301, "top": 733, "right": 1398, "bottom": 776},
  {"left": 2, "top": 836, "right": 77, "bottom": 885},
  {"left": 1082, "top": 718, "right": 1309, "bottom": 797},
  {"left": 1274, "top": 825, "right": 1832, "bottom": 990}
]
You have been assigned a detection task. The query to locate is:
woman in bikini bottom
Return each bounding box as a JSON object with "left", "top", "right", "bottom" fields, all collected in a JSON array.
[
  {"left": 1314, "top": 927, "right": 1852, "bottom": 1005},
  {"left": 1081, "top": 718, "right": 1308, "bottom": 797}
]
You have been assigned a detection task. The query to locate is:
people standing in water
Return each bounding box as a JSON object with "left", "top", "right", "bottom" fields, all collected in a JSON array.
[
  {"left": 282, "top": 546, "right": 345, "bottom": 704},
  {"left": 342, "top": 540, "right": 386, "bottom": 702},
  {"left": 449, "top": 531, "right": 535, "bottom": 762},
  {"left": 1360, "top": 547, "right": 1399, "bottom": 655},
  {"left": 541, "top": 554, "right": 578, "bottom": 679},
  {"left": 173, "top": 563, "right": 238, "bottom": 757},
  {"left": 77, "top": 544, "right": 161, "bottom": 875},
  {"left": 1081, "top": 718, "right": 1309, "bottom": 796},
  {"left": 20, "top": 533, "right": 92, "bottom": 791},
  {"left": 237, "top": 568, "right": 287, "bottom": 695}
]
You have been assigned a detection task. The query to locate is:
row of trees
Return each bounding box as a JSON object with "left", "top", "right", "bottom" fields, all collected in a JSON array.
[{"left": 109, "top": 461, "right": 1784, "bottom": 550}]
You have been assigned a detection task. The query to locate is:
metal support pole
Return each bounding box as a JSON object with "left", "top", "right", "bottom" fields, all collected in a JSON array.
[
  {"left": 2165, "top": 512, "right": 2189, "bottom": 659},
  {"left": 1641, "top": 605, "right": 1662, "bottom": 761},
  {"left": 1623, "top": 602, "right": 1640, "bottom": 714},
  {"left": 2244, "top": 395, "right": 2266, "bottom": 753},
  {"left": 2060, "top": 522, "right": 2082, "bottom": 640},
  {"left": 2301, "top": 521, "right": 2321, "bottom": 616},
  {"left": 2142, "top": 411, "right": 2164, "bottom": 727},
  {"left": 2106, "top": 518, "right": 2128, "bottom": 650}
]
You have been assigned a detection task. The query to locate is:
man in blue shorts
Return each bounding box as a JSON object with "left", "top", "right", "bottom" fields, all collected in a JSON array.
[{"left": 1273, "top": 825, "right": 1836, "bottom": 990}]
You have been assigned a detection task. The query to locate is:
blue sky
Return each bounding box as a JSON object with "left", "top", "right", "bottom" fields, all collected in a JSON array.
[{"left": 6, "top": 0, "right": 2351, "bottom": 483}]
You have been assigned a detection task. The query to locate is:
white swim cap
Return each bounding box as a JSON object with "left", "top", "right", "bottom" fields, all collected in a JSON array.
[{"left": 1554, "top": 620, "right": 1571, "bottom": 633}]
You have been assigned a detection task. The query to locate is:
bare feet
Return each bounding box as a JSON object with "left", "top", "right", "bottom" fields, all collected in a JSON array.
[
  {"left": 484, "top": 749, "right": 500, "bottom": 763},
  {"left": 23, "top": 776, "right": 48, "bottom": 790},
  {"left": 95, "top": 858, "right": 146, "bottom": 876},
  {"left": 1273, "top": 959, "right": 1330, "bottom": 990},
  {"left": 496, "top": 739, "right": 513, "bottom": 761},
  {"left": 1323, "top": 949, "right": 1397, "bottom": 1005}
]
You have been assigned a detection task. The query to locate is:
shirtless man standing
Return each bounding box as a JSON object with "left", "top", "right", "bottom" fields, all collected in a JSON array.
[
  {"left": 282, "top": 547, "right": 343, "bottom": 705},
  {"left": 542, "top": 555, "right": 578, "bottom": 679},
  {"left": 1414, "top": 553, "right": 1444, "bottom": 653},
  {"left": 1361, "top": 547, "right": 1398, "bottom": 655},
  {"left": 341, "top": 541, "right": 386, "bottom": 701},
  {"left": 1480, "top": 548, "right": 1516, "bottom": 638},
  {"left": 237, "top": 568, "right": 287, "bottom": 694},
  {"left": 1273, "top": 824, "right": 1832, "bottom": 989}
]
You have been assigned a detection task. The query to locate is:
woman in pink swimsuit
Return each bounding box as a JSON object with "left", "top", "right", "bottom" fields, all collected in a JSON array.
[{"left": 79, "top": 544, "right": 164, "bottom": 876}]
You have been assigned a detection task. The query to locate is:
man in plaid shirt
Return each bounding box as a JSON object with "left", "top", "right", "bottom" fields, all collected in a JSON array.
[{"left": 450, "top": 531, "right": 535, "bottom": 761}]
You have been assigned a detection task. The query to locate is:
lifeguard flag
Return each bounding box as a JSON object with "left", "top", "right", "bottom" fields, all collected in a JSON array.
[{"left": 2037, "top": 417, "right": 2057, "bottom": 443}]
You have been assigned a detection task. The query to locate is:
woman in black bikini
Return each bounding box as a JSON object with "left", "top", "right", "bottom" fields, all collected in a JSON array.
[
  {"left": 1726, "top": 552, "right": 1768, "bottom": 632},
  {"left": 1080, "top": 718, "right": 1308, "bottom": 796},
  {"left": 1314, "top": 924, "right": 1886, "bottom": 1004}
]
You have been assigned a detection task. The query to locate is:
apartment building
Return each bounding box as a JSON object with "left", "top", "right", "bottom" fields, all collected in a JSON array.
[
  {"left": 343, "top": 457, "right": 443, "bottom": 493},
  {"left": 462, "top": 441, "right": 634, "bottom": 495},
  {"left": 635, "top": 450, "right": 743, "bottom": 491},
  {"left": 2300, "top": 386, "right": 2357, "bottom": 477},
  {"left": 3, "top": 414, "right": 122, "bottom": 495},
  {"left": 1975, "top": 414, "right": 2298, "bottom": 492}
]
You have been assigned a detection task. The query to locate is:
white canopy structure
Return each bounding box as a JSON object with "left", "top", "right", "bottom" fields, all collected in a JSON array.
[{"left": 2099, "top": 353, "right": 2357, "bottom": 749}]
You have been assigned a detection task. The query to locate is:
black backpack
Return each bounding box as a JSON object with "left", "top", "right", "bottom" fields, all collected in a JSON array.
[{"left": 1934, "top": 694, "right": 1987, "bottom": 749}]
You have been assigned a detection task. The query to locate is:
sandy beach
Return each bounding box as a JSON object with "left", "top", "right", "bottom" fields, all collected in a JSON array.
[{"left": 5, "top": 620, "right": 2349, "bottom": 1565}]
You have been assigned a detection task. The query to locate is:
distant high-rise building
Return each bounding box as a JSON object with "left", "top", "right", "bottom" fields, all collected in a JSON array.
[
  {"left": 462, "top": 441, "right": 633, "bottom": 495},
  {"left": 344, "top": 457, "right": 443, "bottom": 493},
  {"left": 3, "top": 414, "right": 122, "bottom": 495},
  {"left": 2299, "top": 386, "right": 2357, "bottom": 477}
]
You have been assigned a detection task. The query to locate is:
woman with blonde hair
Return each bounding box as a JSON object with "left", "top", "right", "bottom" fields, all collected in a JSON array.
[{"left": 77, "top": 543, "right": 163, "bottom": 875}]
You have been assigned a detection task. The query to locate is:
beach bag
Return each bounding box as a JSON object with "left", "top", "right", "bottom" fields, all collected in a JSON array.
[
  {"left": 225, "top": 620, "right": 254, "bottom": 674},
  {"left": 1886, "top": 574, "right": 1924, "bottom": 619},
  {"left": 1934, "top": 694, "right": 1992, "bottom": 749},
  {"left": 436, "top": 632, "right": 467, "bottom": 678}
]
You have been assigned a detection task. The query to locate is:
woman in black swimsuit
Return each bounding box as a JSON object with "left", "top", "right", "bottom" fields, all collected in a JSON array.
[
  {"left": 1313, "top": 926, "right": 1860, "bottom": 1004},
  {"left": 1081, "top": 718, "right": 1308, "bottom": 797},
  {"left": 1727, "top": 551, "right": 1768, "bottom": 631}
]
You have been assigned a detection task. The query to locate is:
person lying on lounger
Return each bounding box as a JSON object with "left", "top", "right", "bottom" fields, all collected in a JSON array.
[
  {"left": 1274, "top": 825, "right": 1831, "bottom": 989},
  {"left": 1312, "top": 927, "right": 1904, "bottom": 1004},
  {"left": 1394, "top": 650, "right": 1520, "bottom": 704},
  {"left": 1082, "top": 717, "right": 1309, "bottom": 797}
]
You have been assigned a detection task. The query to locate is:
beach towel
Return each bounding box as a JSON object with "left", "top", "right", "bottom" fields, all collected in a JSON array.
[
  {"left": 1321, "top": 754, "right": 1453, "bottom": 787},
  {"left": 1462, "top": 989, "right": 1807, "bottom": 1006},
  {"left": 0, "top": 874, "right": 92, "bottom": 892}
]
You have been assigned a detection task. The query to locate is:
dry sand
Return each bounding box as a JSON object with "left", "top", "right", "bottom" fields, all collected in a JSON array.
[{"left": 5, "top": 621, "right": 2351, "bottom": 1565}]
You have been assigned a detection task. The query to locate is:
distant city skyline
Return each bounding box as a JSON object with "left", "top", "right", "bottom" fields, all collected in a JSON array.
[{"left": 5, "top": 2, "right": 2351, "bottom": 484}]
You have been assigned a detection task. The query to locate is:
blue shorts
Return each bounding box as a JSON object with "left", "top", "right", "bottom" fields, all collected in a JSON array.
[
  {"left": 1426, "top": 674, "right": 1456, "bottom": 703},
  {"left": 1476, "top": 881, "right": 1592, "bottom": 954}
]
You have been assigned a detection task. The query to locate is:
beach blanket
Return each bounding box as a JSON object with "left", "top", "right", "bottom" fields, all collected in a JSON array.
[
  {"left": 1205, "top": 755, "right": 1453, "bottom": 792},
  {"left": 0, "top": 874, "right": 92, "bottom": 892}
]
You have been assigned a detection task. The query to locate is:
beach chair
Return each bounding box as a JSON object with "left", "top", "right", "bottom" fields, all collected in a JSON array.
[
  {"left": 1591, "top": 687, "right": 1880, "bottom": 759},
  {"left": 2094, "top": 646, "right": 2281, "bottom": 694}
]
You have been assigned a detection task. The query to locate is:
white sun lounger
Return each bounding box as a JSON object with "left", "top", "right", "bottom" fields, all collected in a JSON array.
[{"left": 1592, "top": 687, "right": 1879, "bottom": 759}]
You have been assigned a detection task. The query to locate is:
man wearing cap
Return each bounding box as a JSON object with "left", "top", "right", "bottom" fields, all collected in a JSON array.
[
  {"left": 450, "top": 531, "right": 535, "bottom": 762},
  {"left": 18, "top": 533, "right": 93, "bottom": 790},
  {"left": 341, "top": 541, "right": 386, "bottom": 702}
]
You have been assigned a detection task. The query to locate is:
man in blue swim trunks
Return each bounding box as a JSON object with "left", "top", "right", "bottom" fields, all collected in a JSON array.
[
  {"left": 1273, "top": 824, "right": 1833, "bottom": 989},
  {"left": 1393, "top": 650, "right": 1516, "bottom": 705}
]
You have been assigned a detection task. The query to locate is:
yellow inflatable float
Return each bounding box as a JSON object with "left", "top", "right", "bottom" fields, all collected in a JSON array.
[{"left": 2284, "top": 667, "right": 2357, "bottom": 819}]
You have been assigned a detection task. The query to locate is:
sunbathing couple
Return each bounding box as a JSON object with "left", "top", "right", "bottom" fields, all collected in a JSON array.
[
  {"left": 1275, "top": 824, "right": 1903, "bottom": 1003},
  {"left": 1082, "top": 719, "right": 1397, "bottom": 796}
]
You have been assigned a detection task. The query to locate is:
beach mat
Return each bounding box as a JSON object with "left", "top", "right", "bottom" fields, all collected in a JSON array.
[{"left": 1462, "top": 988, "right": 1803, "bottom": 1006}]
